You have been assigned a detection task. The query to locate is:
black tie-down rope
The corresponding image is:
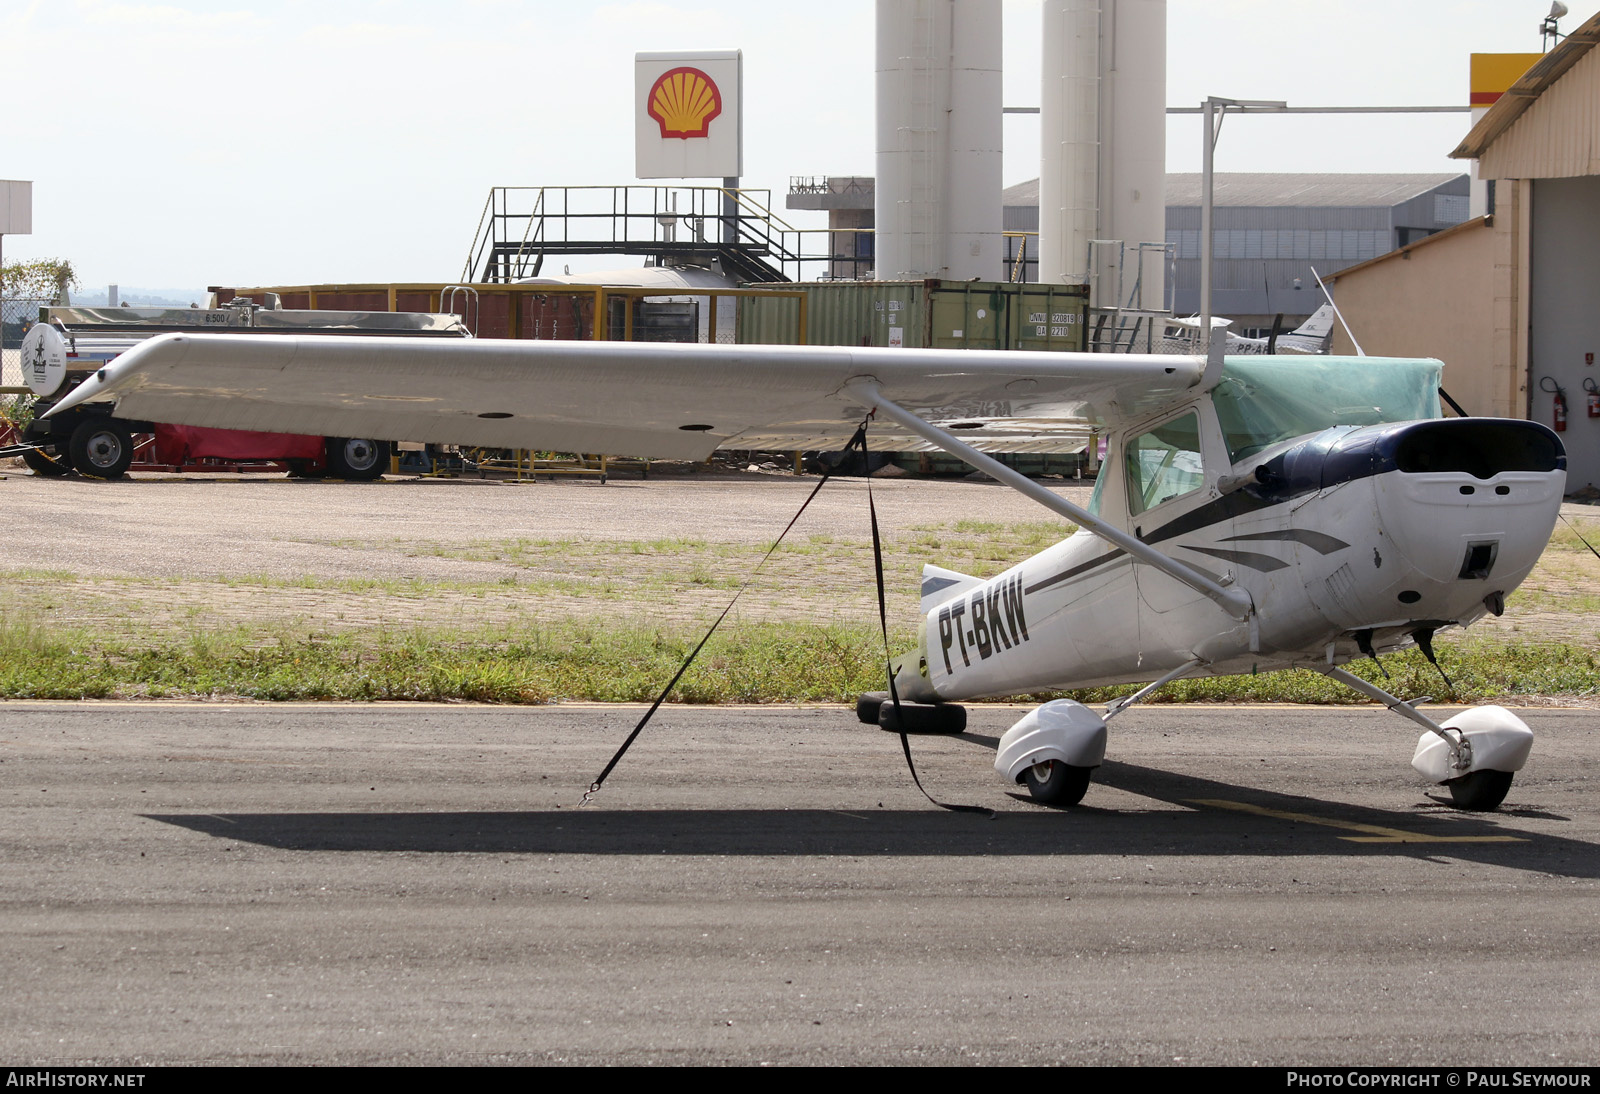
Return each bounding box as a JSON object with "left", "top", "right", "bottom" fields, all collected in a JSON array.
[
  {"left": 1560, "top": 512, "right": 1600, "bottom": 564},
  {"left": 860, "top": 421, "right": 994, "bottom": 818},
  {"left": 582, "top": 417, "right": 989, "bottom": 815},
  {"left": 579, "top": 424, "right": 863, "bottom": 805}
]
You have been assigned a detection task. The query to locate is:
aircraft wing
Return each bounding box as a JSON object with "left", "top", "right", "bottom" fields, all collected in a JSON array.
[{"left": 46, "top": 334, "right": 1206, "bottom": 459}]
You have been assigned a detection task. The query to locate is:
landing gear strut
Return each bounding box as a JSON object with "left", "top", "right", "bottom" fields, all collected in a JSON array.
[{"left": 1317, "top": 665, "right": 1531, "bottom": 811}]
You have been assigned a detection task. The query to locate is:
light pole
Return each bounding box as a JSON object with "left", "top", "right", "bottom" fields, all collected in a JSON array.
[{"left": 1199, "top": 97, "right": 1286, "bottom": 350}]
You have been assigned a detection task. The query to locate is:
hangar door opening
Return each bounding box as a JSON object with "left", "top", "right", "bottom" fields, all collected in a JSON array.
[{"left": 1530, "top": 176, "right": 1600, "bottom": 490}]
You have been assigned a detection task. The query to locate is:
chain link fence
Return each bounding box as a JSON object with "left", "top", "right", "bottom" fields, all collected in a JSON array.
[{"left": 2, "top": 295, "right": 51, "bottom": 389}]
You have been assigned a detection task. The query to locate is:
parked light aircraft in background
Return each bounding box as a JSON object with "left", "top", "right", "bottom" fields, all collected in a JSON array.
[
  {"left": 47, "top": 334, "right": 1566, "bottom": 810},
  {"left": 1155, "top": 303, "right": 1337, "bottom": 356}
]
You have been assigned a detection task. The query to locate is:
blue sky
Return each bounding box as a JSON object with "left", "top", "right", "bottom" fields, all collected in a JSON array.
[{"left": 4, "top": 0, "right": 1589, "bottom": 291}]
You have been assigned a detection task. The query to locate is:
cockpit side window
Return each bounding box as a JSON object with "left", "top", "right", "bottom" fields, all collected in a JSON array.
[{"left": 1126, "top": 411, "right": 1204, "bottom": 516}]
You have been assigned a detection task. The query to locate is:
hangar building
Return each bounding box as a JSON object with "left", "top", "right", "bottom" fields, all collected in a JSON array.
[
  {"left": 788, "top": 172, "right": 1471, "bottom": 332},
  {"left": 1327, "top": 10, "right": 1600, "bottom": 490}
]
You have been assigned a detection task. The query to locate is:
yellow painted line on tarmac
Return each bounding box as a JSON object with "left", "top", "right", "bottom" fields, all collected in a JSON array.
[{"left": 1186, "top": 798, "right": 1525, "bottom": 843}]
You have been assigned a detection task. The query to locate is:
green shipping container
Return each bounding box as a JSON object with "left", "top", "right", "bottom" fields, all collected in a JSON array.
[
  {"left": 736, "top": 279, "right": 1089, "bottom": 352},
  {"left": 737, "top": 280, "right": 1094, "bottom": 478}
]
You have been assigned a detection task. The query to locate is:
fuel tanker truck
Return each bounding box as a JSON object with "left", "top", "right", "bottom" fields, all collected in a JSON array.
[{"left": 12, "top": 298, "right": 469, "bottom": 480}]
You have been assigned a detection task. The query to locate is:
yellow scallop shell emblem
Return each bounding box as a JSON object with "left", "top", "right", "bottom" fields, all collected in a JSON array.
[{"left": 647, "top": 67, "right": 723, "bottom": 139}]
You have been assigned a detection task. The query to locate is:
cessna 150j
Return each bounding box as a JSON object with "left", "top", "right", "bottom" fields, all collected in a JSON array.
[
  {"left": 46, "top": 333, "right": 1566, "bottom": 811},
  {"left": 1154, "top": 303, "right": 1338, "bottom": 356}
]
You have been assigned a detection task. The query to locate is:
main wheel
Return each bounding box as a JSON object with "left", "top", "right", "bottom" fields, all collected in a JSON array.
[
  {"left": 876, "top": 701, "right": 967, "bottom": 735},
  {"left": 1445, "top": 769, "right": 1514, "bottom": 811},
  {"left": 69, "top": 419, "right": 134, "bottom": 480},
  {"left": 1023, "top": 760, "right": 1093, "bottom": 807},
  {"left": 325, "top": 438, "right": 389, "bottom": 481}
]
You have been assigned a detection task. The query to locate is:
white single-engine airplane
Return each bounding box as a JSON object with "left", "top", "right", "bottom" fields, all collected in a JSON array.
[
  {"left": 1154, "top": 304, "right": 1338, "bottom": 356},
  {"left": 47, "top": 333, "right": 1566, "bottom": 811}
]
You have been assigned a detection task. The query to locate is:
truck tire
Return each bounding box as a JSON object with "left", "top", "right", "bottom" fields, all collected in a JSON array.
[
  {"left": 20, "top": 422, "right": 71, "bottom": 476},
  {"left": 69, "top": 419, "right": 134, "bottom": 480},
  {"left": 21, "top": 446, "right": 70, "bottom": 476},
  {"left": 325, "top": 437, "right": 389, "bottom": 481}
]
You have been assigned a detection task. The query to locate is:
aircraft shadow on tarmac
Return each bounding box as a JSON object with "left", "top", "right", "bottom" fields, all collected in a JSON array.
[{"left": 144, "top": 753, "right": 1600, "bottom": 878}]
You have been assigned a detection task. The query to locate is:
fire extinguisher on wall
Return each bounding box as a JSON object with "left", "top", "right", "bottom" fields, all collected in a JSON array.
[
  {"left": 1584, "top": 377, "right": 1600, "bottom": 419},
  {"left": 1541, "top": 376, "right": 1568, "bottom": 432}
]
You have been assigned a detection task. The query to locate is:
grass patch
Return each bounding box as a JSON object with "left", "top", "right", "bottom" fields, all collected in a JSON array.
[
  {"left": 1059, "top": 641, "right": 1600, "bottom": 707},
  {"left": 0, "top": 609, "right": 1597, "bottom": 706},
  {"left": 1546, "top": 520, "right": 1600, "bottom": 552},
  {"left": 0, "top": 618, "right": 897, "bottom": 704},
  {"left": 4, "top": 513, "right": 1597, "bottom": 706}
]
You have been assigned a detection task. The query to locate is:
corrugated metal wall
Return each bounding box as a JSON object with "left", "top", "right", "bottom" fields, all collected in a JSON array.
[
  {"left": 737, "top": 280, "right": 1089, "bottom": 352},
  {"left": 1480, "top": 45, "right": 1600, "bottom": 180}
]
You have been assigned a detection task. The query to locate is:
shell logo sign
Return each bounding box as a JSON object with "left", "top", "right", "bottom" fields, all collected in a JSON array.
[
  {"left": 647, "top": 67, "right": 723, "bottom": 139},
  {"left": 636, "top": 50, "right": 742, "bottom": 179},
  {"left": 1469, "top": 53, "right": 1540, "bottom": 107}
]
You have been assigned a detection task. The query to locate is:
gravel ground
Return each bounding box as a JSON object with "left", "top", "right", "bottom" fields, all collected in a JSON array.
[{"left": 1, "top": 461, "right": 1596, "bottom": 647}]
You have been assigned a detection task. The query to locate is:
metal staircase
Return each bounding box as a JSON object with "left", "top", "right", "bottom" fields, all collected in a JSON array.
[
  {"left": 1081, "top": 239, "right": 1177, "bottom": 354},
  {"left": 461, "top": 185, "right": 852, "bottom": 285}
]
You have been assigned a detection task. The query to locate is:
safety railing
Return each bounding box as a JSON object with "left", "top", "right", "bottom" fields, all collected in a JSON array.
[{"left": 461, "top": 185, "right": 872, "bottom": 284}]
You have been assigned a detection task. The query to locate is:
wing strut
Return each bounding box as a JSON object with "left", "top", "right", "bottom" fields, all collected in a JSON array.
[{"left": 844, "top": 379, "right": 1256, "bottom": 627}]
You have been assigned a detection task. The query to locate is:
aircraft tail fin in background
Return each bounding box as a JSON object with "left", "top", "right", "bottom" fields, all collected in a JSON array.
[
  {"left": 1291, "top": 303, "right": 1338, "bottom": 340},
  {"left": 920, "top": 565, "right": 983, "bottom": 614}
]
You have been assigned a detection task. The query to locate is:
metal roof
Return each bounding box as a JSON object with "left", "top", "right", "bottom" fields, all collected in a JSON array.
[
  {"left": 1321, "top": 215, "right": 1493, "bottom": 283},
  {"left": 1452, "top": 10, "right": 1600, "bottom": 161},
  {"left": 1002, "top": 178, "right": 1040, "bottom": 206},
  {"left": 1163, "top": 173, "right": 1465, "bottom": 208},
  {"left": 1003, "top": 174, "right": 1465, "bottom": 210}
]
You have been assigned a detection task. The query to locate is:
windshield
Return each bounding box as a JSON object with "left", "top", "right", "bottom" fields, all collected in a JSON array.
[{"left": 1211, "top": 356, "right": 1442, "bottom": 463}]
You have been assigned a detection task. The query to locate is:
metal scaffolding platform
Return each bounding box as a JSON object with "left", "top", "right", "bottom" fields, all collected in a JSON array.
[{"left": 460, "top": 185, "right": 870, "bottom": 285}]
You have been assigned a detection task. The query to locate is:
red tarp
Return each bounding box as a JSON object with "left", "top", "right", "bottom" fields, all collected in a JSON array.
[{"left": 151, "top": 424, "right": 323, "bottom": 466}]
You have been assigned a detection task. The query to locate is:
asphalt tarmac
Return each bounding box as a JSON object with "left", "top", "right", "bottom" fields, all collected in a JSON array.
[{"left": 2, "top": 700, "right": 1596, "bottom": 1066}]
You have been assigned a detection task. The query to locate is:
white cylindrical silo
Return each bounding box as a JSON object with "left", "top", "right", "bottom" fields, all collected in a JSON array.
[
  {"left": 1104, "top": 0, "right": 1166, "bottom": 308},
  {"left": 944, "top": 1, "right": 1004, "bottom": 281},
  {"left": 1039, "top": 0, "right": 1166, "bottom": 306},
  {"left": 876, "top": 0, "right": 1003, "bottom": 282},
  {"left": 1038, "top": 0, "right": 1100, "bottom": 287}
]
